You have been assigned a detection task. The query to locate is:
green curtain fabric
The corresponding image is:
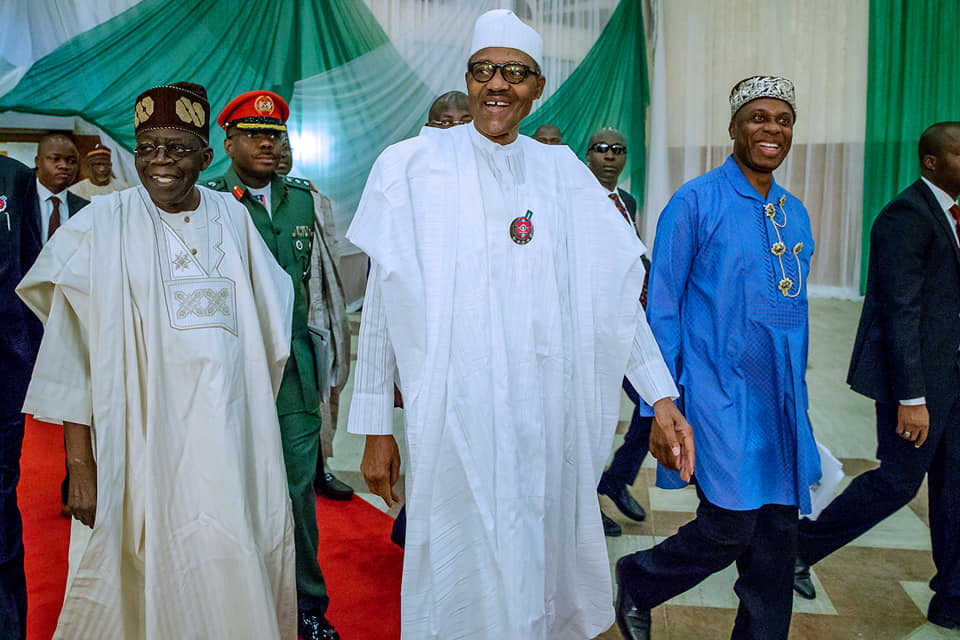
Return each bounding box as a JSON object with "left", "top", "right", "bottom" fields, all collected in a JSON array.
[
  {"left": 861, "top": 0, "right": 960, "bottom": 292},
  {"left": 0, "top": 0, "right": 389, "bottom": 178},
  {"left": 519, "top": 0, "right": 649, "bottom": 203}
]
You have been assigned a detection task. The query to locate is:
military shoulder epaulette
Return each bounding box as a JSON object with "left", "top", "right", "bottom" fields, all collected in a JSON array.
[{"left": 282, "top": 175, "right": 317, "bottom": 192}]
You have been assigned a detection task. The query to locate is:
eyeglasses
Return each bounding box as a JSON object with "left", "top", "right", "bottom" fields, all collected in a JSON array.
[
  {"left": 468, "top": 61, "right": 540, "bottom": 85},
  {"left": 133, "top": 143, "right": 200, "bottom": 160},
  {"left": 427, "top": 118, "right": 472, "bottom": 128},
  {"left": 589, "top": 143, "right": 627, "bottom": 155},
  {"left": 229, "top": 130, "right": 283, "bottom": 143}
]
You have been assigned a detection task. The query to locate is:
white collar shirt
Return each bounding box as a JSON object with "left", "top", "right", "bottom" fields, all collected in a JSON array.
[{"left": 36, "top": 178, "right": 69, "bottom": 245}]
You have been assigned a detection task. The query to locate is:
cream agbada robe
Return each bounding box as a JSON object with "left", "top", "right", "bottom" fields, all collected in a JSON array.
[
  {"left": 348, "top": 124, "right": 678, "bottom": 639},
  {"left": 18, "top": 186, "right": 297, "bottom": 640}
]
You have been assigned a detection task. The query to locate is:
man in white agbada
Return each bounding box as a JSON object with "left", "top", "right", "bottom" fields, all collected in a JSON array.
[
  {"left": 348, "top": 11, "right": 695, "bottom": 639},
  {"left": 17, "top": 82, "right": 298, "bottom": 640}
]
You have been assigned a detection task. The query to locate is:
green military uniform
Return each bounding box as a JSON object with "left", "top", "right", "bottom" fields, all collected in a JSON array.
[{"left": 208, "top": 167, "right": 328, "bottom": 613}]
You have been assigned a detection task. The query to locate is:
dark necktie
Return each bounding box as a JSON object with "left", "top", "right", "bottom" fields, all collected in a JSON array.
[
  {"left": 609, "top": 192, "right": 631, "bottom": 224},
  {"left": 609, "top": 193, "right": 649, "bottom": 308},
  {"left": 48, "top": 195, "right": 61, "bottom": 240},
  {"left": 950, "top": 204, "right": 960, "bottom": 245}
]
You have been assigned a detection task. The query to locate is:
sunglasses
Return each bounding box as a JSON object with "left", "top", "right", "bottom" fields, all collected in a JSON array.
[
  {"left": 589, "top": 143, "right": 627, "bottom": 155},
  {"left": 468, "top": 61, "right": 540, "bottom": 85},
  {"left": 133, "top": 143, "right": 200, "bottom": 160}
]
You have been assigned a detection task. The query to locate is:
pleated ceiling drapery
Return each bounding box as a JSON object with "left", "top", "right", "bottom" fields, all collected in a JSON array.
[
  {"left": 861, "top": 0, "right": 960, "bottom": 293},
  {"left": 0, "top": 0, "right": 390, "bottom": 181}
]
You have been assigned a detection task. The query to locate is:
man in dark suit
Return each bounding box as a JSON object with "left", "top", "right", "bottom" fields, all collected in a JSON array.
[
  {"left": 0, "top": 155, "right": 42, "bottom": 640},
  {"left": 34, "top": 132, "right": 89, "bottom": 516},
  {"left": 794, "top": 121, "right": 960, "bottom": 630},
  {"left": 586, "top": 127, "right": 651, "bottom": 537},
  {"left": 34, "top": 133, "right": 88, "bottom": 244}
]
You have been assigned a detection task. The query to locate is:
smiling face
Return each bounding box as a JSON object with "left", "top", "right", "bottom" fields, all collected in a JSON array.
[
  {"left": 466, "top": 47, "right": 545, "bottom": 145},
  {"left": 729, "top": 97, "right": 794, "bottom": 189},
  {"left": 135, "top": 129, "right": 212, "bottom": 213}
]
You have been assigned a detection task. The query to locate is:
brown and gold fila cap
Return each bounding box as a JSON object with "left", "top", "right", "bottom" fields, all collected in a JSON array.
[{"left": 134, "top": 81, "right": 210, "bottom": 144}]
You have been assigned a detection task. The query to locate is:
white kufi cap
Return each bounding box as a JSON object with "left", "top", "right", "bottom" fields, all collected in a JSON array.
[{"left": 470, "top": 9, "right": 543, "bottom": 68}]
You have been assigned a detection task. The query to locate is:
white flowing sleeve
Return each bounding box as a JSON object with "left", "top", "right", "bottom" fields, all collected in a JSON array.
[
  {"left": 624, "top": 298, "right": 679, "bottom": 406},
  {"left": 347, "top": 261, "right": 397, "bottom": 435}
]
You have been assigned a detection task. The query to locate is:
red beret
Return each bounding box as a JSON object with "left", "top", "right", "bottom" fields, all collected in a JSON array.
[{"left": 217, "top": 91, "right": 289, "bottom": 131}]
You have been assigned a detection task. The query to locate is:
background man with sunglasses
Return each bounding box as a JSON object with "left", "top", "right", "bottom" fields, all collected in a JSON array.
[
  {"left": 347, "top": 9, "right": 692, "bottom": 640},
  {"left": 17, "top": 81, "right": 297, "bottom": 639},
  {"left": 423, "top": 90, "right": 472, "bottom": 129},
  {"left": 585, "top": 128, "right": 654, "bottom": 538},
  {"left": 208, "top": 90, "right": 350, "bottom": 640}
]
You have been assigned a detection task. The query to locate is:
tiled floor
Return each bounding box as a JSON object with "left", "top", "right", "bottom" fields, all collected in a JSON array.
[{"left": 326, "top": 298, "right": 960, "bottom": 639}]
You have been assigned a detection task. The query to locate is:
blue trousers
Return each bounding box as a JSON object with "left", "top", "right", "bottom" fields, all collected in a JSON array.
[
  {"left": 799, "top": 398, "right": 960, "bottom": 608},
  {"left": 598, "top": 379, "right": 651, "bottom": 491},
  {"left": 618, "top": 486, "right": 798, "bottom": 640}
]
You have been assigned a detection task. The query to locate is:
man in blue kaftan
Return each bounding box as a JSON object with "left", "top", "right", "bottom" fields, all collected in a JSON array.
[{"left": 613, "top": 76, "right": 821, "bottom": 640}]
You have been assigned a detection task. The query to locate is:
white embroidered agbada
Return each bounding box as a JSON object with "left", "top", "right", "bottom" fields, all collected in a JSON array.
[
  {"left": 347, "top": 124, "right": 678, "bottom": 639},
  {"left": 18, "top": 186, "right": 297, "bottom": 640}
]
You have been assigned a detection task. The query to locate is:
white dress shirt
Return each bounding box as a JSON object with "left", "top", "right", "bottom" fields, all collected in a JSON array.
[{"left": 36, "top": 178, "right": 69, "bottom": 245}]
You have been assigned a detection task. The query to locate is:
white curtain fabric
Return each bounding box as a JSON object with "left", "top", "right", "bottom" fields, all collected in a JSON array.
[
  {"left": 643, "top": 0, "right": 868, "bottom": 297},
  {"left": 0, "top": 0, "right": 141, "bottom": 97}
]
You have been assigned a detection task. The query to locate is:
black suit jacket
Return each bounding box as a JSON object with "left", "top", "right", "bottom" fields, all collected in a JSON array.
[
  {"left": 0, "top": 156, "right": 43, "bottom": 404},
  {"left": 31, "top": 171, "right": 90, "bottom": 233},
  {"left": 847, "top": 179, "right": 960, "bottom": 414},
  {"left": 618, "top": 187, "right": 638, "bottom": 223}
]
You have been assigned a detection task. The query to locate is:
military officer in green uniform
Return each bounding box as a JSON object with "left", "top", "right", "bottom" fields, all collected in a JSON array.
[{"left": 209, "top": 90, "right": 350, "bottom": 640}]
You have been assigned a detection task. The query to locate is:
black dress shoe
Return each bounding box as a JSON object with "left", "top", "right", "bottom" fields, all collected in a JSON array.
[
  {"left": 298, "top": 610, "right": 340, "bottom": 640},
  {"left": 793, "top": 558, "right": 816, "bottom": 600},
  {"left": 928, "top": 595, "right": 960, "bottom": 629},
  {"left": 601, "top": 484, "right": 646, "bottom": 522},
  {"left": 603, "top": 512, "right": 622, "bottom": 537},
  {"left": 314, "top": 472, "right": 354, "bottom": 501},
  {"left": 615, "top": 557, "right": 651, "bottom": 640}
]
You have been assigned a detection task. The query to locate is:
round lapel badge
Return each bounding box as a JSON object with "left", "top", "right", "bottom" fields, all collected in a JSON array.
[{"left": 510, "top": 210, "right": 534, "bottom": 245}]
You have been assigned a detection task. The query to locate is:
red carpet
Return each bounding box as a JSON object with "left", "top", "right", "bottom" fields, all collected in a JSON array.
[{"left": 19, "top": 416, "right": 403, "bottom": 639}]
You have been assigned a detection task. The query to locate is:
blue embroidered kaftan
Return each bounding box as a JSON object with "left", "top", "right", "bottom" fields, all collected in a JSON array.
[{"left": 648, "top": 155, "right": 821, "bottom": 512}]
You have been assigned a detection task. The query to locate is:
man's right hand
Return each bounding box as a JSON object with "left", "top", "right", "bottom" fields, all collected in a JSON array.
[
  {"left": 67, "top": 459, "right": 97, "bottom": 528},
  {"left": 361, "top": 434, "right": 401, "bottom": 507},
  {"left": 650, "top": 398, "right": 696, "bottom": 482},
  {"left": 897, "top": 403, "right": 929, "bottom": 448}
]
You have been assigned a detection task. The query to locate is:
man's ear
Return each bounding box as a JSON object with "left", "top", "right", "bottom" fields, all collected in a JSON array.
[
  {"left": 728, "top": 119, "right": 736, "bottom": 140},
  {"left": 921, "top": 153, "right": 937, "bottom": 173},
  {"left": 223, "top": 136, "right": 233, "bottom": 159},
  {"left": 200, "top": 146, "right": 215, "bottom": 171}
]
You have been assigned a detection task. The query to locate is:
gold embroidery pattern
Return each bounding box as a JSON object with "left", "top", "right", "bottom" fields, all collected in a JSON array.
[
  {"left": 173, "top": 252, "right": 192, "bottom": 270},
  {"left": 175, "top": 97, "right": 206, "bottom": 127},
  {"left": 174, "top": 288, "right": 232, "bottom": 319},
  {"left": 764, "top": 195, "right": 803, "bottom": 298},
  {"left": 134, "top": 96, "right": 155, "bottom": 127}
]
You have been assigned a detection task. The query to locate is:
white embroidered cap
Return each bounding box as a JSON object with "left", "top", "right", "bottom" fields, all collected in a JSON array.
[
  {"left": 729, "top": 76, "right": 797, "bottom": 119},
  {"left": 470, "top": 9, "right": 543, "bottom": 68}
]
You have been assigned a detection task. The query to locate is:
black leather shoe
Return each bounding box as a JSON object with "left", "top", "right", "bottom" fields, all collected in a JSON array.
[
  {"left": 793, "top": 558, "right": 816, "bottom": 600},
  {"left": 928, "top": 595, "right": 960, "bottom": 629},
  {"left": 615, "top": 557, "right": 651, "bottom": 640},
  {"left": 314, "top": 472, "right": 354, "bottom": 501},
  {"left": 603, "top": 512, "right": 622, "bottom": 537},
  {"left": 601, "top": 484, "right": 646, "bottom": 522},
  {"left": 298, "top": 610, "right": 340, "bottom": 640}
]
